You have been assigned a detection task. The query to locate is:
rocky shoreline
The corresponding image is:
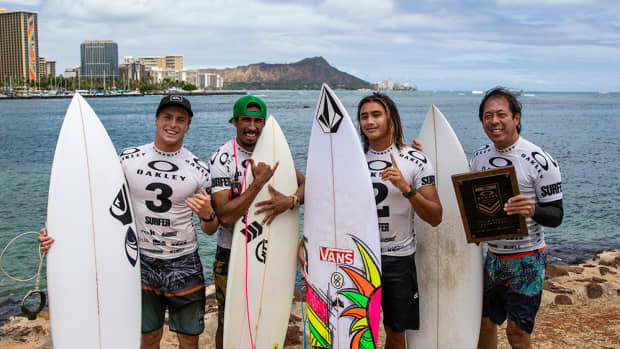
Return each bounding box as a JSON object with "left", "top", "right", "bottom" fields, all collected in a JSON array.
[{"left": 1, "top": 250, "right": 618, "bottom": 348}]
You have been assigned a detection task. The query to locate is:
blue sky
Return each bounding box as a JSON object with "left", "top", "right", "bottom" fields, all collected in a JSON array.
[{"left": 2, "top": 0, "right": 619, "bottom": 91}]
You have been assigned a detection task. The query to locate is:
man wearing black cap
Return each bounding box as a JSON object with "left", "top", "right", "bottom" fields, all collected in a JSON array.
[
  {"left": 209, "top": 95, "right": 305, "bottom": 349},
  {"left": 38, "top": 95, "right": 218, "bottom": 349}
]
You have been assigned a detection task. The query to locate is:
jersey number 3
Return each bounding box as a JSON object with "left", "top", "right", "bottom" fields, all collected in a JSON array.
[{"left": 145, "top": 182, "right": 173, "bottom": 213}]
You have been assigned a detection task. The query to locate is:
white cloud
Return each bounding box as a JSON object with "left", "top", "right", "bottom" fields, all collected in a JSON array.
[
  {"left": 25, "top": 0, "right": 620, "bottom": 91},
  {"left": 0, "top": 0, "right": 40, "bottom": 6},
  {"left": 496, "top": 0, "right": 599, "bottom": 5}
]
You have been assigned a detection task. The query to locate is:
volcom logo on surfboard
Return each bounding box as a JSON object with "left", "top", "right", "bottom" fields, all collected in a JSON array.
[
  {"left": 317, "top": 88, "right": 343, "bottom": 133},
  {"left": 110, "top": 185, "right": 133, "bottom": 225}
]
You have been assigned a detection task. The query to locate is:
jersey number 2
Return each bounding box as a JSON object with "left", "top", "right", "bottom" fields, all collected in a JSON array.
[{"left": 373, "top": 183, "right": 390, "bottom": 218}]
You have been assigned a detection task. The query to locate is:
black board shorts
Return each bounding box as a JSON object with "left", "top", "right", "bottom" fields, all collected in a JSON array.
[
  {"left": 140, "top": 251, "right": 206, "bottom": 335},
  {"left": 381, "top": 253, "right": 420, "bottom": 332}
]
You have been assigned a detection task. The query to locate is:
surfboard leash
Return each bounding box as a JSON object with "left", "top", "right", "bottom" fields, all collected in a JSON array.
[
  {"left": 296, "top": 266, "right": 307, "bottom": 349},
  {"left": 0, "top": 231, "right": 47, "bottom": 320}
]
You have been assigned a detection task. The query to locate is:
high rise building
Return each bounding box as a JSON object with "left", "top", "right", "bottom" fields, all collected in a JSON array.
[
  {"left": 80, "top": 40, "right": 118, "bottom": 79},
  {"left": 38, "top": 56, "right": 56, "bottom": 77},
  {"left": 136, "top": 55, "right": 183, "bottom": 71},
  {"left": 0, "top": 8, "right": 39, "bottom": 83},
  {"left": 200, "top": 73, "right": 223, "bottom": 89},
  {"left": 165, "top": 55, "right": 183, "bottom": 71}
]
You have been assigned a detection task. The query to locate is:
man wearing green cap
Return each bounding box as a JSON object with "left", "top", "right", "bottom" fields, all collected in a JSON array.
[{"left": 208, "top": 95, "right": 305, "bottom": 349}]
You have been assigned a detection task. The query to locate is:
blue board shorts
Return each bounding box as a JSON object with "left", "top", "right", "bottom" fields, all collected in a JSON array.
[
  {"left": 381, "top": 253, "right": 420, "bottom": 332},
  {"left": 482, "top": 249, "right": 547, "bottom": 333},
  {"left": 140, "top": 251, "right": 206, "bottom": 335}
]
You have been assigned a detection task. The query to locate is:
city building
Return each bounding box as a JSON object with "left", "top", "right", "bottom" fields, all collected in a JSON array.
[
  {"left": 374, "top": 79, "right": 417, "bottom": 91},
  {"left": 134, "top": 55, "right": 183, "bottom": 71},
  {"left": 165, "top": 55, "right": 183, "bottom": 71},
  {"left": 119, "top": 62, "right": 147, "bottom": 81},
  {"left": 63, "top": 67, "right": 80, "bottom": 79},
  {"left": 200, "top": 73, "right": 224, "bottom": 89},
  {"left": 0, "top": 8, "right": 39, "bottom": 83},
  {"left": 80, "top": 40, "right": 118, "bottom": 79},
  {"left": 38, "top": 56, "right": 56, "bottom": 77}
]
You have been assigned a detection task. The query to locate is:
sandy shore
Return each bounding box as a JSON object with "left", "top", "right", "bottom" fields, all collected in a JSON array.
[{"left": 1, "top": 250, "right": 619, "bottom": 348}]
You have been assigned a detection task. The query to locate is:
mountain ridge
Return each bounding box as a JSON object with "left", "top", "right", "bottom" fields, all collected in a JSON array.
[{"left": 199, "top": 56, "right": 372, "bottom": 90}]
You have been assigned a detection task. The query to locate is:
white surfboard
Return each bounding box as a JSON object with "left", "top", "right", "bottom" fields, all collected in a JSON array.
[
  {"left": 224, "top": 116, "right": 300, "bottom": 349},
  {"left": 303, "top": 84, "right": 382, "bottom": 349},
  {"left": 46, "top": 94, "right": 141, "bottom": 349},
  {"left": 407, "top": 105, "right": 483, "bottom": 348}
]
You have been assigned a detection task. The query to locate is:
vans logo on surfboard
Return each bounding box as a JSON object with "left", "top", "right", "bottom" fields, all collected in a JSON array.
[
  {"left": 317, "top": 88, "right": 343, "bottom": 133},
  {"left": 319, "top": 247, "right": 354, "bottom": 265}
]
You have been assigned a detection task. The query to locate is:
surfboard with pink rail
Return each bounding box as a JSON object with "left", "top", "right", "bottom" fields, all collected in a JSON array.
[{"left": 223, "top": 115, "right": 300, "bottom": 349}]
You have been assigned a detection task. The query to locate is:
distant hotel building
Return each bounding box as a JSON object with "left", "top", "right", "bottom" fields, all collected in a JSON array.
[
  {"left": 200, "top": 73, "right": 223, "bottom": 89},
  {"left": 38, "top": 56, "right": 56, "bottom": 77},
  {"left": 80, "top": 40, "right": 118, "bottom": 79},
  {"left": 119, "top": 55, "right": 222, "bottom": 89},
  {"left": 63, "top": 67, "right": 80, "bottom": 79},
  {"left": 126, "top": 55, "right": 183, "bottom": 71},
  {"left": 375, "top": 79, "right": 417, "bottom": 91},
  {"left": 0, "top": 8, "right": 39, "bottom": 83}
]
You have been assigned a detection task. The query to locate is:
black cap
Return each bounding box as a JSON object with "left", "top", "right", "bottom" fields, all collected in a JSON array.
[{"left": 156, "top": 95, "right": 193, "bottom": 117}]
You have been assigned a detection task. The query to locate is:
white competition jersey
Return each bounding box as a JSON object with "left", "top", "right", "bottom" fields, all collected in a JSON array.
[
  {"left": 209, "top": 139, "right": 252, "bottom": 249},
  {"left": 470, "top": 137, "right": 563, "bottom": 254},
  {"left": 366, "top": 144, "right": 437, "bottom": 257},
  {"left": 120, "top": 143, "right": 211, "bottom": 259}
]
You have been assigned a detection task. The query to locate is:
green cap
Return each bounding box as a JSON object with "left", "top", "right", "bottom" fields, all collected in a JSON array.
[{"left": 230, "top": 95, "right": 267, "bottom": 123}]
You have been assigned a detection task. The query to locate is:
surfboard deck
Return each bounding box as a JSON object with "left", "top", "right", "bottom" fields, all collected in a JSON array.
[
  {"left": 303, "top": 84, "right": 382, "bottom": 349},
  {"left": 224, "top": 116, "right": 300, "bottom": 349},
  {"left": 46, "top": 94, "right": 141, "bottom": 349},
  {"left": 407, "top": 104, "right": 483, "bottom": 348}
]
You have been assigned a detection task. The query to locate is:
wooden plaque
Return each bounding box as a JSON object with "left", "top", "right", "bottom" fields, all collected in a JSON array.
[{"left": 451, "top": 166, "right": 528, "bottom": 243}]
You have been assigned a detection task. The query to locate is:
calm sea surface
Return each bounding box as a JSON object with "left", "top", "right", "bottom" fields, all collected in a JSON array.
[{"left": 1, "top": 90, "right": 619, "bottom": 321}]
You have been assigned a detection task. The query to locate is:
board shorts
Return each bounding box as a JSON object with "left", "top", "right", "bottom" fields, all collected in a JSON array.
[
  {"left": 213, "top": 246, "right": 231, "bottom": 326},
  {"left": 482, "top": 249, "right": 547, "bottom": 333},
  {"left": 381, "top": 253, "right": 419, "bottom": 332},
  {"left": 140, "top": 250, "right": 206, "bottom": 335}
]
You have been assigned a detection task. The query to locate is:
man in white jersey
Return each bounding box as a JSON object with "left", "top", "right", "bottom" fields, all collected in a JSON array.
[
  {"left": 39, "top": 95, "right": 219, "bottom": 349},
  {"left": 209, "top": 95, "right": 306, "bottom": 349},
  {"left": 472, "top": 88, "right": 563, "bottom": 349},
  {"left": 358, "top": 93, "right": 442, "bottom": 349}
]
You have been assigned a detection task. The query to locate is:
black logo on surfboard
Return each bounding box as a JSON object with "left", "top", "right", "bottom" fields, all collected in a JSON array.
[
  {"left": 125, "top": 226, "right": 139, "bottom": 267},
  {"left": 255, "top": 239, "right": 268, "bottom": 264},
  {"left": 317, "top": 87, "right": 344, "bottom": 133},
  {"left": 110, "top": 185, "right": 133, "bottom": 225},
  {"left": 240, "top": 220, "right": 263, "bottom": 243}
]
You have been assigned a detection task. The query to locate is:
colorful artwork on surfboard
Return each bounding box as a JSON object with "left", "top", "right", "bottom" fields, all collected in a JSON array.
[{"left": 306, "top": 235, "right": 382, "bottom": 349}]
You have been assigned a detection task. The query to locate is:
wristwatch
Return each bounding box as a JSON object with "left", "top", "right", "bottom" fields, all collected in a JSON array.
[
  {"left": 402, "top": 186, "right": 417, "bottom": 199},
  {"left": 290, "top": 194, "right": 300, "bottom": 210},
  {"left": 201, "top": 211, "right": 216, "bottom": 222}
]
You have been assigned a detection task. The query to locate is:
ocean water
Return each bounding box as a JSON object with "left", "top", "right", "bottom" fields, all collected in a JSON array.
[{"left": 0, "top": 90, "right": 619, "bottom": 322}]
